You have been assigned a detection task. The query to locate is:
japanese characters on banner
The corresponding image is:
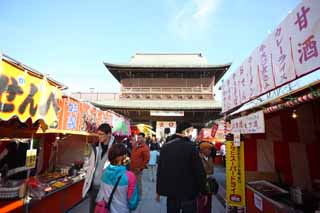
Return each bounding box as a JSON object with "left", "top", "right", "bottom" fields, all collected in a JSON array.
[
  {"left": 226, "top": 140, "right": 245, "bottom": 207},
  {"left": 271, "top": 17, "right": 296, "bottom": 87},
  {"left": 222, "top": 0, "right": 320, "bottom": 112},
  {"left": 290, "top": 0, "right": 320, "bottom": 77},
  {"left": 248, "top": 49, "right": 262, "bottom": 100},
  {"left": 231, "top": 110, "right": 265, "bottom": 134},
  {"left": 0, "top": 58, "right": 62, "bottom": 128},
  {"left": 211, "top": 122, "right": 219, "bottom": 137},
  {"left": 56, "top": 97, "right": 131, "bottom": 136},
  {"left": 258, "top": 38, "right": 275, "bottom": 94}
]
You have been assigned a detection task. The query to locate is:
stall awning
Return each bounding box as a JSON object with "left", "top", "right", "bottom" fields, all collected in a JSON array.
[{"left": 0, "top": 54, "right": 63, "bottom": 128}]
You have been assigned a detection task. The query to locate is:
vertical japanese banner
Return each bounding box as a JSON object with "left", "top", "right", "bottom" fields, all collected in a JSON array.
[
  {"left": 257, "top": 37, "right": 276, "bottom": 94},
  {"left": 238, "top": 61, "right": 250, "bottom": 104},
  {"left": 221, "top": 82, "right": 228, "bottom": 112},
  {"left": 247, "top": 49, "right": 261, "bottom": 99},
  {"left": 271, "top": 16, "right": 296, "bottom": 87},
  {"left": 226, "top": 140, "right": 245, "bottom": 207},
  {"left": 289, "top": 0, "right": 320, "bottom": 77},
  {"left": 231, "top": 72, "right": 240, "bottom": 109},
  {"left": 223, "top": 78, "right": 233, "bottom": 112},
  {"left": 66, "top": 98, "right": 79, "bottom": 130}
]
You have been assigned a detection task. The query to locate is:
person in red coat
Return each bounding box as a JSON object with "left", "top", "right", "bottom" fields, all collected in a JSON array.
[{"left": 130, "top": 132, "right": 150, "bottom": 197}]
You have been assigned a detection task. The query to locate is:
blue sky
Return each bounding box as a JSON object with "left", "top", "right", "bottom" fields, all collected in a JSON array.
[{"left": 0, "top": 0, "right": 300, "bottom": 93}]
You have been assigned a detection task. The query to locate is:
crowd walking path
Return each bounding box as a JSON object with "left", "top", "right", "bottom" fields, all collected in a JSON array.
[{"left": 69, "top": 166, "right": 226, "bottom": 212}]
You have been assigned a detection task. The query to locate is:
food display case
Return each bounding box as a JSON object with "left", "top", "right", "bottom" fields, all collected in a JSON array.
[{"left": 246, "top": 180, "right": 296, "bottom": 213}]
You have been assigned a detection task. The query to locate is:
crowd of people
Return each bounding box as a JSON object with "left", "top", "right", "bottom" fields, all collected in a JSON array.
[{"left": 83, "top": 122, "right": 221, "bottom": 213}]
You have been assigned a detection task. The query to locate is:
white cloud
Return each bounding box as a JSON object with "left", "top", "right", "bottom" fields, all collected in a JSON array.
[{"left": 169, "top": 0, "right": 220, "bottom": 40}]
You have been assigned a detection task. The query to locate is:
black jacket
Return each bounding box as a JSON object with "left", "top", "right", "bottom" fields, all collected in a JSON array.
[
  {"left": 150, "top": 142, "right": 160, "bottom": 151},
  {"left": 156, "top": 135, "right": 207, "bottom": 200}
]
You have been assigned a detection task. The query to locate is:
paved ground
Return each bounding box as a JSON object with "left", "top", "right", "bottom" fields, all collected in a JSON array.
[{"left": 69, "top": 166, "right": 226, "bottom": 213}]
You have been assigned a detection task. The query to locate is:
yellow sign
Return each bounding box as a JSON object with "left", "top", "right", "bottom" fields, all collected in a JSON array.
[
  {"left": 84, "top": 143, "right": 91, "bottom": 156},
  {"left": 26, "top": 149, "right": 37, "bottom": 168},
  {"left": 226, "top": 140, "right": 245, "bottom": 207},
  {"left": 0, "top": 59, "right": 61, "bottom": 128}
]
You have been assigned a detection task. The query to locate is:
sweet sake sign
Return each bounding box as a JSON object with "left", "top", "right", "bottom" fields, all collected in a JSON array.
[{"left": 222, "top": 0, "right": 320, "bottom": 112}]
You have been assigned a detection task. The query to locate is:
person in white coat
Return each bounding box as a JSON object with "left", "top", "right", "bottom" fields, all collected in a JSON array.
[{"left": 82, "top": 123, "right": 115, "bottom": 213}]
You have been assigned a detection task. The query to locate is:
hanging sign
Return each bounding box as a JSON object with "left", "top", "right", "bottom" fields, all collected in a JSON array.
[
  {"left": 222, "top": 0, "right": 320, "bottom": 112},
  {"left": 234, "top": 131, "right": 241, "bottom": 147},
  {"left": 226, "top": 140, "right": 246, "bottom": 207},
  {"left": 0, "top": 59, "right": 62, "bottom": 127},
  {"left": 54, "top": 96, "right": 131, "bottom": 135},
  {"left": 231, "top": 110, "right": 265, "bottom": 134},
  {"left": 150, "top": 111, "right": 184, "bottom": 117}
]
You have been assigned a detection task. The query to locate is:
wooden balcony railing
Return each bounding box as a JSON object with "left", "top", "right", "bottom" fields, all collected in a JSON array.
[{"left": 120, "top": 87, "right": 212, "bottom": 94}]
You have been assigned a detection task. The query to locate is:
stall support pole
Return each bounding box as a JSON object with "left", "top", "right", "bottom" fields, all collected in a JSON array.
[{"left": 24, "top": 134, "right": 34, "bottom": 213}]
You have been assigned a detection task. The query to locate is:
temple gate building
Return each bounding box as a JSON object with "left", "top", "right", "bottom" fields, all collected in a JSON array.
[{"left": 72, "top": 53, "right": 231, "bottom": 128}]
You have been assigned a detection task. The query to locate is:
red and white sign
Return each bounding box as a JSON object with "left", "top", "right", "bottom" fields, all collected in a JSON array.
[
  {"left": 211, "top": 123, "right": 219, "bottom": 137},
  {"left": 156, "top": 121, "right": 176, "bottom": 138},
  {"left": 222, "top": 0, "right": 320, "bottom": 112}
]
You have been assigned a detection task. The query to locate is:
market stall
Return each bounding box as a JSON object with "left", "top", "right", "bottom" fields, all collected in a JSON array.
[
  {"left": 223, "top": 85, "right": 320, "bottom": 212},
  {"left": 0, "top": 54, "right": 132, "bottom": 212},
  {"left": 239, "top": 87, "right": 320, "bottom": 213},
  {"left": 220, "top": 0, "right": 320, "bottom": 212},
  {"left": 26, "top": 96, "right": 131, "bottom": 212},
  {"left": 0, "top": 54, "right": 84, "bottom": 213}
]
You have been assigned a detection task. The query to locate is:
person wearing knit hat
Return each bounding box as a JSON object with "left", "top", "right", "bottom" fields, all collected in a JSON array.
[
  {"left": 156, "top": 122, "right": 207, "bottom": 213},
  {"left": 197, "top": 141, "right": 215, "bottom": 213},
  {"left": 176, "top": 121, "right": 193, "bottom": 134},
  {"left": 200, "top": 142, "right": 213, "bottom": 151}
]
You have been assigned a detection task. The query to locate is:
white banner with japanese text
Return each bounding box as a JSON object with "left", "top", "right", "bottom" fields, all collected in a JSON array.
[
  {"left": 231, "top": 110, "right": 265, "bottom": 134},
  {"left": 289, "top": 0, "right": 320, "bottom": 77},
  {"left": 222, "top": 0, "right": 320, "bottom": 112}
]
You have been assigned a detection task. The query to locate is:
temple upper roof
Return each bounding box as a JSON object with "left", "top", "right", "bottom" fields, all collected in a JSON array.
[{"left": 104, "top": 53, "right": 231, "bottom": 83}]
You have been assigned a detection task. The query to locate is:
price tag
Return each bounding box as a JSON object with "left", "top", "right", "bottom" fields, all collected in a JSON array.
[{"left": 26, "top": 149, "right": 37, "bottom": 168}]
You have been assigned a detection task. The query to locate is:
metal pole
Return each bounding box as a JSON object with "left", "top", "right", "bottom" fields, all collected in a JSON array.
[{"left": 24, "top": 134, "right": 34, "bottom": 213}]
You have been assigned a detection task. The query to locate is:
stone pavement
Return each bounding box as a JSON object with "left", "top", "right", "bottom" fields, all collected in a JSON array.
[{"left": 69, "top": 166, "right": 226, "bottom": 212}]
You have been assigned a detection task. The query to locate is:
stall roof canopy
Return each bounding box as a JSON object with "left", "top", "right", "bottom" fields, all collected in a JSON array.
[
  {"left": 93, "top": 99, "right": 222, "bottom": 110},
  {"left": 2, "top": 54, "right": 67, "bottom": 90},
  {"left": 0, "top": 54, "right": 65, "bottom": 128},
  {"left": 104, "top": 53, "right": 231, "bottom": 83}
]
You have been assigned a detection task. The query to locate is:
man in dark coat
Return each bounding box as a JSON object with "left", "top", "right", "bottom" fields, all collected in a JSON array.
[{"left": 156, "top": 122, "right": 207, "bottom": 213}]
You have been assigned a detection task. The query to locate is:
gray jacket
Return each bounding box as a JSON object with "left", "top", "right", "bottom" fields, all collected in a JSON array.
[{"left": 82, "top": 136, "right": 115, "bottom": 197}]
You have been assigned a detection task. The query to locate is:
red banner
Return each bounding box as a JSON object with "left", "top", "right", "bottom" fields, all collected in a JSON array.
[
  {"left": 211, "top": 123, "right": 219, "bottom": 137},
  {"left": 55, "top": 96, "right": 130, "bottom": 135}
]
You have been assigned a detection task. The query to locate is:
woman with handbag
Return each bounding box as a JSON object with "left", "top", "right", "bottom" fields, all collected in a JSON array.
[
  {"left": 197, "top": 141, "right": 217, "bottom": 213},
  {"left": 95, "top": 143, "right": 139, "bottom": 213}
]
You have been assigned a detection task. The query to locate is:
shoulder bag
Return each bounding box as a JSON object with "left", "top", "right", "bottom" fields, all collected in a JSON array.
[{"left": 94, "top": 175, "right": 122, "bottom": 213}]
